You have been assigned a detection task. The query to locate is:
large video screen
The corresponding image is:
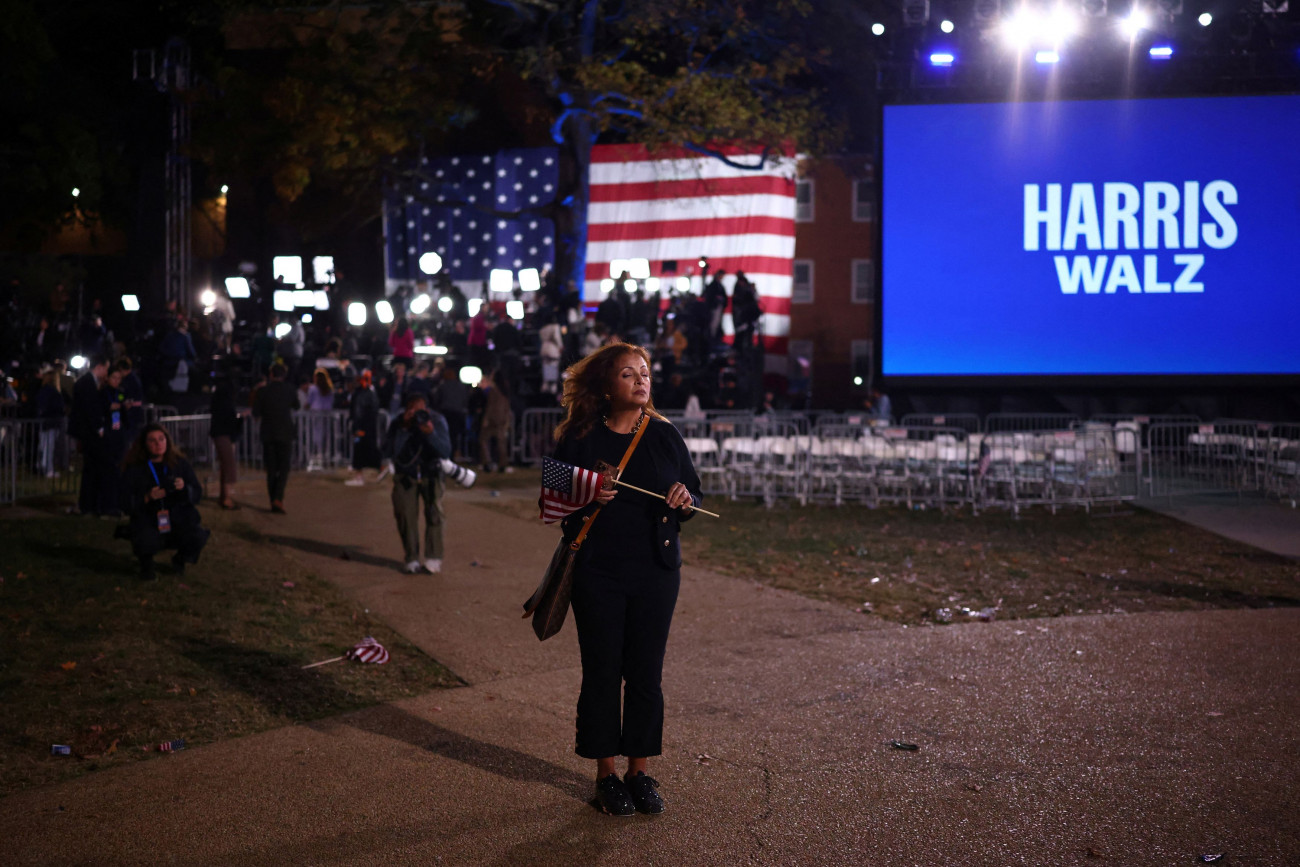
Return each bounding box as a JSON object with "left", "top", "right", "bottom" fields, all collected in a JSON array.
[{"left": 881, "top": 95, "right": 1300, "bottom": 378}]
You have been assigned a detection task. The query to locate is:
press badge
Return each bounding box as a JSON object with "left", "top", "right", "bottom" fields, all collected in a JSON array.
[
  {"left": 111, "top": 411, "right": 121, "bottom": 430},
  {"left": 157, "top": 508, "right": 171, "bottom": 533}
]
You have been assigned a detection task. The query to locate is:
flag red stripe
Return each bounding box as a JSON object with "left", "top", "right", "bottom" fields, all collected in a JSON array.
[
  {"left": 588, "top": 216, "right": 795, "bottom": 244},
  {"left": 585, "top": 256, "right": 793, "bottom": 282},
  {"left": 589, "top": 175, "right": 793, "bottom": 204},
  {"left": 590, "top": 143, "right": 793, "bottom": 163}
]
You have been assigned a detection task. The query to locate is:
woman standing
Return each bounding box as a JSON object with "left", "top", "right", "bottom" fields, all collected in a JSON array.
[
  {"left": 304, "top": 368, "right": 335, "bottom": 470},
  {"left": 209, "top": 366, "right": 242, "bottom": 509},
  {"left": 388, "top": 317, "right": 415, "bottom": 370},
  {"left": 35, "top": 368, "right": 65, "bottom": 478},
  {"left": 346, "top": 370, "right": 383, "bottom": 485},
  {"left": 120, "top": 424, "right": 208, "bottom": 579},
  {"left": 550, "top": 343, "right": 702, "bottom": 816}
]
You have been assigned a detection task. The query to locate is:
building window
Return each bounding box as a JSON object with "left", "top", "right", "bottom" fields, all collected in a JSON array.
[
  {"left": 795, "top": 179, "right": 814, "bottom": 222},
  {"left": 851, "top": 259, "right": 874, "bottom": 304},
  {"left": 850, "top": 339, "right": 874, "bottom": 391},
  {"left": 853, "top": 178, "right": 875, "bottom": 222},
  {"left": 792, "top": 260, "right": 814, "bottom": 304}
]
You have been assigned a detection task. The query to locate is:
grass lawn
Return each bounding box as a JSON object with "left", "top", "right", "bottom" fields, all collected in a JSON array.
[{"left": 0, "top": 501, "right": 458, "bottom": 797}]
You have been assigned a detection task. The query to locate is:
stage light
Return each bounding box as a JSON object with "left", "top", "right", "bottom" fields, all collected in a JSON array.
[
  {"left": 623, "top": 279, "right": 637, "bottom": 293},
  {"left": 200, "top": 289, "right": 216, "bottom": 308},
  {"left": 940, "top": 19, "right": 954, "bottom": 33},
  {"left": 418, "top": 252, "right": 443, "bottom": 276},
  {"left": 273, "top": 256, "right": 303, "bottom": 287},
  {"left": 518, "top": 268, "right": 541, "bottom": 292},
  {"left": 459, "top": 365, "right": 483, "bottom": 387},
  {"left": 72, "top": 188, "right": 80, "bottom": 198},
  {"left": 872, "top": 22, "right": 885, "bottom": 36},
  {"left": 489, "top": 269, "right": 513, "bottom": 292},
  {"left": 929, "top": 52, "right": 955, "bottom": 66},
  {"left": 854, "top": 376, "right": 864, "bottom": 386},
  {"left": 676, "top": 277, "right": 691, "bottom": 293},
  {"left": 409, "top": 293, "right": 431, "bottom": 315},
  {"left": 347, "top": 302, "right": 367, "bottom": 327},
  {"left": 121, "top": 295, "right": 140, "bottom": 312},
  {"left": 272, "top": 290, "right": 295, "bottom": 312},
  {"left": 609, "top": 259, "right": 629, "bottom": 278},
  {"left": 628, "top": 258, "right": 651, "bottom": 279},
  {"left": 468, "top": 298, "right": 483, "bottom": 317},
  {"left": 1120, "top": 10, "right": 1149, "bottom": 39},
  {"left": 1045, "top": 7, "right": 1079, "bottom": 43},
  {"left": 1003, "top": 8, "right": 1038, "bottom": 48},
  {"left": 414, "top": 344, "right": 449, "bottom": 355},
  {"left": 437, "top": 296, "right": 453, "bottom": 313},
  {"left": 220, "top": 185, "right": 229, "bottom": 194},
  {"left": 376, "top": 300, "right": 395, "bottom": 324},
  {"left": 645, "top": 278, "right": 661, "bottom": 293},
  {"left": 225, "top": 277, "right": 250, "bottom": 298},
  {"left": 312, "top": 256, "right": 335, "bottom": 285},
  {"left": 301, "top": 313, "right": 313, "bottom": 324},
  {"left": 1198, "top": 12, "right": 1211, "bottom": 26},
  {"left": 1149, "top": 45, "right": 1173, "bottom": 58},
  {"left": 292, "top": 288, "right": 315, "bottom": 308},
  {"left": 600, "top": 278, "right": 616, "bottom": 293},
  {"left": 274, "top": 322, "right": 291, "bottom": 339},
  {"left": 1036, "top": 49, "right": 1061, "bottom": 63},
  {"left": 71, "top": 355, "right": 87, "bottom": 370},
  {"left": 506, "top": 300, "right": 525, "bottom": 320}
]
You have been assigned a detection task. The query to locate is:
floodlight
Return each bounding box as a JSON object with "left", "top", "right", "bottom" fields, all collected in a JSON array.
[
  {"left": 72, "top": 188, "right": 81, "bottom": 198},
  {"left": 940, "top": 19, "right": 954, "bottom": 33},
  {"left": 609, "top": 259, "right": 630, "bottom": 279},
  {"left": 489, "top": 269, "right": 513, "bottom": 292},
  {"left": 312, "top": 256, "right": 335, "bottom": 285},
  {"left": 121, "top": 295, "right": 140, "bottom": 312},
  {"left": 1198, "top": 12, "right": 1211, "bottom": 26},
  {"left": 200, "top": 288, "right": 216, "bottom": 308},
  {"left": 929, "top": 52, "right": 955, "bottom": 66},
  {"left": 506, "top": 300, "right": 525, "bottom": 320},
  {"left": 225, "top": 277, "right": 250, "bottom": 298},
  {"left": 854, "top": 376, "right": 864, "bottom": 386},
  {"left": 272, "top": 290, "right": 295, "bottom": 312},
  {"left": 273, "top": 256, "right": 303, "bottom": 286},
  {"left": 518, "top": 268, "right": 541, "bottom": 292},
  {"left": 871, "top": 22, "right": 885, "bottom": 36},
  {"left": 1120, "top": 11, "right": 1149, "bottom": 39},
  {"left": 437, "top": 296, "right": 453, "bottom": 313},
  {"left": 301, "top": 313, "right": 313, "bottom": 324},
  {"left": 468, "top": 298, "right": 483, "bottom": 316},
  {"left": 1044, "top": 8, "right": 1079, "bottom": 43},
  {"left": 409, "top": 293, "right": 432, "bottom": 315},
  {"left": 347, "top": 302, "right": 367, "bottom": 327},
  {"left": 1149, "top": 45, "right": 1173, "bottom": 58},
  {"left": 375, "top": 300, "right": 395, "bottom": 324},
  {"left": 600, "top": 279, "right": 616, "bottom": 293},
  {"left": 623, "top": 280, "right": 637, "bottom": 293},
  {"left": 628, "top": 258, "right": 651, "bottom": 279},
  {"left": 1003, "top": 8, "right": 1038, "bottom": 48},
  {"left": 645, "top": 278, "right": 661, "bottom": 293},
  {"left": 1036, "top": 49, "right": 1061, "bottom": 63},
  {"left": 676, "top": 277, "right": 691, "bottom": 293},
  {"left": 220, "top": 185, "right": 229, "bottom": 194},
  {"left": 274, "top": 322, "right": 292, "bottom": 339},
  {"left": 418, "top": 252, "right": 443, "bottom": 275},
  {"left": 459, "top": 365, "right": 483, "bottom": 387},
  {"left": 292, "top": 289, "right": 315, "bottom": 308},
  {"left": 414, "top": 344, "right": 449, "bottom": 355},
  {"left": 71, "top": 355, "right": 87, "bottom": 370}
]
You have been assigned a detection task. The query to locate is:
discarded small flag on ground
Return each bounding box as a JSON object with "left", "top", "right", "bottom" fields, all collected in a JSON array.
[
  {"left": 540, "top": 457, "right": 604, "bottom": 524},
  {"left": 347, "top": 637, "right": 389, "bottom": 665}
]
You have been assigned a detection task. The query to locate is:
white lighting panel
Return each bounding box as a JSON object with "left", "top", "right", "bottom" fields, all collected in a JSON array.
[{"left": 273, "top": 256, "right": 303, "bottom": 286}]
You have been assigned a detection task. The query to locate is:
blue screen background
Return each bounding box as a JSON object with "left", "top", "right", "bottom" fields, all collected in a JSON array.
[{"left": 881, "top": 95, "right": 1300, "bottom": 376}]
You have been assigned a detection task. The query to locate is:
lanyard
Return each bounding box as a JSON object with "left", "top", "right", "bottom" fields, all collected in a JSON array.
[{"left": 148, "top": 461, "right": 167, "bottom": 486}]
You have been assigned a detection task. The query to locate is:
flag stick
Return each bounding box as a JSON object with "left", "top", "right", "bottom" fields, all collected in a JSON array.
[
  {"left": 301, "top": 656, "right": 345, "bottom": 670},
  {"left": 610, "top": 479, "right": 721, "bottom": 518}
]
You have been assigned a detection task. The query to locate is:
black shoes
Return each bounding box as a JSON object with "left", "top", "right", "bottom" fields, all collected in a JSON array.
[
  {"left": 592, "top": 774, "right": 636, "bottom": 817},
  {"left": 171, "top": 554, "right": 186, "bottom": 577},
  {"left": 625, "top": 772, "right": 665, "bottom": 814}
]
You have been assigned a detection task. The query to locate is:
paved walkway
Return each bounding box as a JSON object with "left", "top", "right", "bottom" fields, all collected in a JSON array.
[
  {"left": 1140, "top": 493, "right": 1300, "bottom": 560},
  {"left": 3, "top": 473, "right": 1299, "bottom": 865}
]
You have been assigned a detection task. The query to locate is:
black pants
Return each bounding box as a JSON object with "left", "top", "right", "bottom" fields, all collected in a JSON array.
[
  {"left": 263, "top": 440, "right": 292, "bottom": 502},
  {"left": 570, "top": 564, "right": 680, "bottom": 759},
  {"left": 131, "top": 521, "right": 209, "bottom": 566}
]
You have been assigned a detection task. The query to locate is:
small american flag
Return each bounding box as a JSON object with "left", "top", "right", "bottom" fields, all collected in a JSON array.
[
  {"left": 540, "top": 457, "right": 604, "bottom": 524},
  {"left": 347, "top": 637, "right": 389, "bottom": 665}
]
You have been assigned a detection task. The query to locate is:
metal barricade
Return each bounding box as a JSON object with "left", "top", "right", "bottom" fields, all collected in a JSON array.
[
  {"left": 157, "top": 415, "right": 214, "bottom": 467},
  {"left": 295, "top": 410, "right": 352, "bottom": 471},
  {"left": 145, "top": 404, "right": 180, "bottom": 422},
  {"left": 0, "top": 417, "right": 80, "bottom": 504},
  {"left": 518, "top": 407, "right": 565, "bottom": 464},
  {"left": 1264, "top": 423, "right": 1300, "bottom": 505},
  {"left": 984, "top": 413, "right": 1081, "bottom": 434},
  {"left": 1144, "top": 420, "right": 1263, "bottom": 499},
  {"left": 901, "top": 413, "right": 982, "bottom": 434}
]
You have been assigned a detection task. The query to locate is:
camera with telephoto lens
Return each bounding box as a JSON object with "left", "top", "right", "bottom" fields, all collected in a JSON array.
[
  {"left": 411, "top": 408, "right": 433, "bottom": 428},
  {"left": 440, "top": 458, "right": 476, "bottom": 489}
]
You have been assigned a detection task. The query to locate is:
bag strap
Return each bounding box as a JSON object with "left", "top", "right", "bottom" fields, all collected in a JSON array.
[{"left": 568, "top": 411, "right": 650, "bottom": 551}]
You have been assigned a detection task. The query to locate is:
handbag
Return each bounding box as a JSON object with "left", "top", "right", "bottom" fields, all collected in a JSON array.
[{"left": 522, "top": 415, "right": 649, "bottom": 641}]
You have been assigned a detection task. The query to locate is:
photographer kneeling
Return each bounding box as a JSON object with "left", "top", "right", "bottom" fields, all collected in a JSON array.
[
  {"left": 383, "top": 393, "right": 457, "bottom": 574},
  {"left": 120, "top": 424, "right": 210, "bottom": 579}
]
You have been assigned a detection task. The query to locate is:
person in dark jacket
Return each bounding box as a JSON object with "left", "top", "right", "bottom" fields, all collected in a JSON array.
[
  {"left": 209, "top": 366, "right": 242, "bottom": 509},
  {"left": 70, "top": 357, "right": 108, "bottom": 515},
  {"left": 346, "top": 370, "right": 383, "bottom": 485},
  {"left": 251, "top": 362, "right": 299, "bottom": 513},
  {"left": 382, "top": 392, "right": 451, "bottom": 574},
  {"left": 120, "top": 424, "right": 209, "bottom": 579},
  {"left": 113, "top": 357, "right": 146, "bottom": 445},
  {"left": 96, "top": 365, "right": 131, "bottom": 517},
  {"left": 35, "top": 368, "right": 66, "bottom": 478},
  {"left": 549, "top": 342, "right": 702, "bottom": 817}
]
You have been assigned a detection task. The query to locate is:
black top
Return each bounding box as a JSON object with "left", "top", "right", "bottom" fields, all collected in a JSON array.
[
  {"left": 209, "top": 381, "right": 241, "bottom": 438},
  {"left": 552, "top": 417, "right": 702, "bottom": 573},
  {"left": 252, "top": 379, "right": 300, "bottom": 442},
  {"left": 121, "top": 458, "right": 203, "bottom": 531}
]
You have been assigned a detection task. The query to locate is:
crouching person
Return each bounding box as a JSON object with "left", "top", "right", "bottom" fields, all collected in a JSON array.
[
  {"left": 383, "top": 393, "right": 451, "bottom": 575},
  {"left": 121, "top": 424, "right": 210, "bottom": 579}
]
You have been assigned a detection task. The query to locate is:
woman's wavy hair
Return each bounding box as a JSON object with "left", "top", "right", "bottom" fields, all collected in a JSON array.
[
  {"left": 313, "top": 367, "right": 333, "bottom": 394},
  {"left": 553, "top": 343, "right": 665, "bottom": 442},
  {"left": 123, "top": 423, "right": 186, "bottom": 470}
]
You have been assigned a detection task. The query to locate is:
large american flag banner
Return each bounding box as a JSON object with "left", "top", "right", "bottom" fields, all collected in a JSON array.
[
  {"left": 586, "top": 143, "right": 798, "bottom": 359},
  {"left": 385, "top": 148, "right": 559, "bottom": 292},
  {"left": 540, "top": 457, "right": 604, "bottom": 524}
]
